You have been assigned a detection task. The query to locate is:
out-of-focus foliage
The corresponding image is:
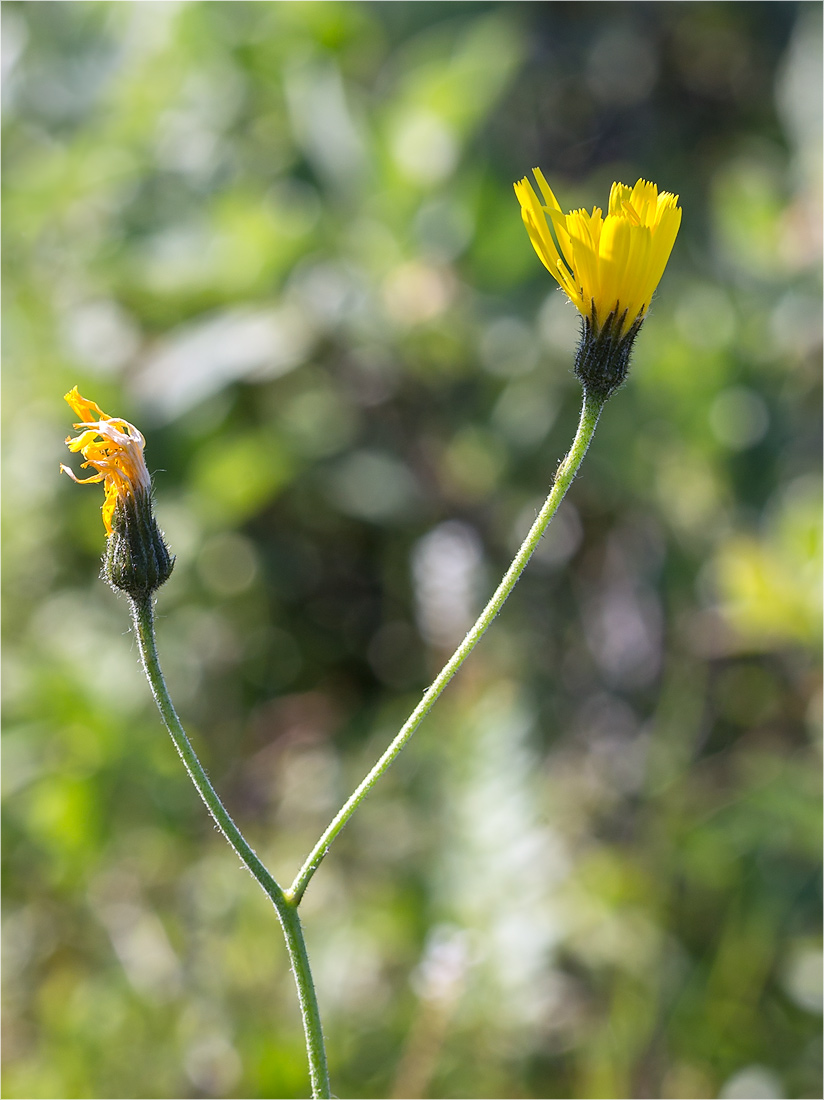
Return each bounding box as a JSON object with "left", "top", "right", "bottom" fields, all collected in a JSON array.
[{"left": 2, "top": 3, "right": 821, "bottom": 1098}]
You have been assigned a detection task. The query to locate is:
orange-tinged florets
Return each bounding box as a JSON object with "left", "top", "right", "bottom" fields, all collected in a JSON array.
[
  {"left": 514, "top": 170, "right": 682, "bottom": 335},
  {"left": 61, "top": 387, "right": 152, "bottom": 536}
]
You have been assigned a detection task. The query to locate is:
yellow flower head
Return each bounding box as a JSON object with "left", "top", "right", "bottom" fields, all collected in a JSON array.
[
  {"left": 514, "top": 169, "right": 681, "bottom": 335},
  {"left": 61, "top": 387, "right": 152, "bottom": 536}
]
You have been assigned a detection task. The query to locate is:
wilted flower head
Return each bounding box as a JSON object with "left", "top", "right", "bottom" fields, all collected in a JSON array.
[
  {"left": 62, "top": 387, "right": 152, "bottom": 535},
  {"left": 514, "top": 170, "right": 681, "bottom": 336},
  {"left": 62, "top": 387, "right": 173, "bottom": 597}
]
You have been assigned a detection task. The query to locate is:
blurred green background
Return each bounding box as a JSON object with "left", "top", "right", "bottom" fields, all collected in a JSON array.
[{"left": 2, "top": 3, "right": 821, "bottom": 1098}]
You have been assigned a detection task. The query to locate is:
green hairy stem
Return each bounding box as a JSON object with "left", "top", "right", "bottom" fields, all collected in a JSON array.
[
  {"left": 130, "top": 386, "right": 605, "bottom": 1097},
  {"left": 288, "top": 388, "right": 604, "bottom": 903},
  {"left": 130, "top": 596, "right": 331, "bottom": 1099}
]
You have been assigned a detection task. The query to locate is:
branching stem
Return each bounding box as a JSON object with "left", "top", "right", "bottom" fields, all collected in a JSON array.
[{"left": 128, "top": 386, "right": 605, "bottom": 1097}]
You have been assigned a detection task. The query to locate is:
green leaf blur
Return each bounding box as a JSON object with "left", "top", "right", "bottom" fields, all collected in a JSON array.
[{"left": 3, "top": 3, "right": 820, "bottom": 1098}]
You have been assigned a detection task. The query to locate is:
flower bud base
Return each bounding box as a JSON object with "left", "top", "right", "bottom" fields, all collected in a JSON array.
[
  {"left": 103, "top": 489, "right": 174, "bottom": 598},
  {"left": 574, "top": 306, "right": 644, "bottom": 402}
]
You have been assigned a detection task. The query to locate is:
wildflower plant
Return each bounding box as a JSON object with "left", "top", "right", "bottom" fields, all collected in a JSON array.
[{"left": 62, "top": 172, "right": 680, "bottom": 1098}]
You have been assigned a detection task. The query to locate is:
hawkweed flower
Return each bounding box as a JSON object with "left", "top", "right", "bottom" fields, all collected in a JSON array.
[
  {"left": 515, "top": 169, "right": 681, "bottom": 399},
  {"left": 62, "top": 387, "right": 173, "bottom": 598}
]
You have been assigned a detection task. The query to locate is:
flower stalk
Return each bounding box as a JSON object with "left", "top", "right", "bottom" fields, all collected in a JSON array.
[
  {"left": 62, "top": 388, "right": 332, "bottom": 1096},
  {"left": 129, "top": 594, "right": 331, "bottom": 1100},
  {"left": 288, "top": 387, "right": 605, "bottom": 904}
]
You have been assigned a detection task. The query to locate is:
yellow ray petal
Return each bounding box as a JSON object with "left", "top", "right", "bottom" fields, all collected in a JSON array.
[{"left": 514, "top": 177, "right": 564, "bottom": 277}]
